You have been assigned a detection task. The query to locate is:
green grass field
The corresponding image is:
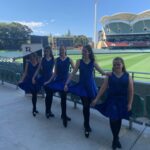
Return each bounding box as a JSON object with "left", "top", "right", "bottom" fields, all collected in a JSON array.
[
  {"left": 0, "top": 50, "right": 150, "bottom": 81},
  {"left": 68, "top": 53, "right": 150, "bottom": 81},
  {"left": 68, "top": 53, "right": 150, "bottom": 72}
]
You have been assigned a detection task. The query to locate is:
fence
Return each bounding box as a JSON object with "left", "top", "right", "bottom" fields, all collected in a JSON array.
[{"left": 0, "top": 61, "right": 150, "bottom": 129}]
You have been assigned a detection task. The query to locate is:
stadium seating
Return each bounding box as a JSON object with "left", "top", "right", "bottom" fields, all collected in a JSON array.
[
  {"left": 0, "top": 61, "right": 22, "bottom": 85},
  {"left": 129, "top": 94, "right": 145, "bottom": 129},
  {"left": 133, "top": 21, "right": 145, "bottom": 33},
  {"left": 143, "top": 20, "right": 150, "bottom": 31},
  {"left": 145, "top": 95, "right": 150, "bottom": 120},
  {"left": 105, "top": 22, "right": 131, "bottom": 34}
]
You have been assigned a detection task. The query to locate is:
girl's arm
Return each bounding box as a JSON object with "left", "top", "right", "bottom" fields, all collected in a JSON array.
[
  {"left": 44, "top": 59, "right": 57, "bottom": 85},
  {"left": 91, "top": 76, "right": 108, "bottom": 106},
  {"left": 64, "top": 59, "right": 80, "bottom": 91},
  {"left": 127, "top": 76, "right": 134, "bottom": 111},
  {"left": 70, "top": 58, "right": 75, "bottom": 70},
  {"left": 94, "top": 62, "right": 106, "bottom": 76},
  {"left": 19, "top": 62, "right": 28, "bottom": 83},
  {"left": 32, "top": 58, "right": 42, "bottom": 84}
]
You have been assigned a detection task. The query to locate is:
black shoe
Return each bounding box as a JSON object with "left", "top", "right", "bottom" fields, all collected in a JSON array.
[
  {"left": 84, "top": 129, "right": 89, "bottom": 138},
  {"left": 84, "top": 123, "right": 92, "bottom": 132},
  {"left": 61, "top": 115, "right": 71, "bottom": 121},
  {"left": 116, "top": 140, "right": 122, "bottom": 149},
  {"left": 45, "top": 111, "right": 55, "bottom": 119},
  {"left": 63, "top": 118, "right": 67, "bottom": 128},
  {"left": 86, "top": 126, "right": 92, "bottom": 132},
  {"left": 46, "top": 113, "right": 50, "bottom": 119},
  {"left": 112, "top": 142, "right": 117, "bottom": 150},
  {"left": 112, "top": 139, "right": 121, "bottom": 150},
  {"left": 35, "top": 110, "right": 39, "bottom": 114},
  {"left": 32, "top": 111, "right": 36, "bottom": 117},
  {"left": 49, "top": 112, "right": 55, "bottom": 117}
]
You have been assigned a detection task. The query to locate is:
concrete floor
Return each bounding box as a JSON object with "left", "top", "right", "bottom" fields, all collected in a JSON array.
[{"left": 0, "top": 83, "right": 150, "bottom": 150}]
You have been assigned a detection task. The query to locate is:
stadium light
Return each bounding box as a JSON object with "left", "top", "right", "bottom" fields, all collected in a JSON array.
[{"left": 93, "top": 0, "right": 99, "bottom": 49}]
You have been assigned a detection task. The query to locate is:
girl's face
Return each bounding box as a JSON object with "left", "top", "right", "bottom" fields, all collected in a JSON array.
[
  {"left": 44, "top": 49, "right": 50, "bottom": 56},
  {"left": 82, "top": 48, "right": 90, "bottom": 58},
  {"left": 59, "top": 47, "right": 66, "bottom": 56},
  {"left": 113, "top": 60, "right": 123, "bottom": 72},
  {"left": 30, "top": 54, "right": 37, "bottom": 62}
]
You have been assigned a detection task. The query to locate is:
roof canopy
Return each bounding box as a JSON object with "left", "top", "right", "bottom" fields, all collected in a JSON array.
[{"left": 101, "top": 10, "right": 150, "bottom": 25}]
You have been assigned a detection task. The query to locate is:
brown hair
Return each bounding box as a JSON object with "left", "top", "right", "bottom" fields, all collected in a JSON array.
[
  {"left": 82, "top": 45, "right": 95, "bottom": 62},
  {"left": 44, "top": 46, "right": 54, "bottom": 60},
  {"left": 112, "top": 57, "right": 126, "bottom": 72}
]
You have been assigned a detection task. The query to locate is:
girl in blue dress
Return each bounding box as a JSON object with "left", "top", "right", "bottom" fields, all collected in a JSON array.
[
  {"left": 18, "top": 53, "right": 41, "bottom": 117},
  {"left": 45, "top": 45, "right": 74, "bottom": 127},
  {"left": 32, "top": 46, "right": 55, "bottom": 118},
  {"left": 92, "top": 57, "right": 134, "bottom": 150},
  {"left": 64, "top": 45, "right": 106, "bottom": 137}
]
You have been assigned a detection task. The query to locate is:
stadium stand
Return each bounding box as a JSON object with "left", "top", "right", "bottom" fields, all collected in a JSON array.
[{"left": 99, "top": 10, "right": 150, "bottom": 48}]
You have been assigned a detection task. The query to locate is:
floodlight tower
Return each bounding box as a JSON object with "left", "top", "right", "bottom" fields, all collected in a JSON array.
[{"left": 93, "top": 0, "right": 99, "bottom": 49}]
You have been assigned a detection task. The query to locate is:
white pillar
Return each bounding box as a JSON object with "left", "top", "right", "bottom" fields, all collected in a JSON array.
[{"left": 93, "top": 0, "right": 99, "bottom": 49}]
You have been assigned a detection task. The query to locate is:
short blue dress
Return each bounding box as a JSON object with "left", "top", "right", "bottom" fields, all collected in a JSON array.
[
  {"left": 46, "top": 57, "right": 71, "bottom": 92},
  {"left": 95, "top": 72, "right": 131, "bottom": 120},
  {"left": 37, "top": 57, "right": 54, "bottom": 86},
  {"left": 18, "top": 62, "right": 41, "bottom": 93},
  {"left": 68, "top": 59, "right": 97, "bottom": 101}
]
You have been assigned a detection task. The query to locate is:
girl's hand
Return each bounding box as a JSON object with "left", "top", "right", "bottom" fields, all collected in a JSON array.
[
  {"left": 64, "top": 84, "right": 68, "bottom": 92},
  {"left": 18, "top": 80, "right": 23, "bottom": 84},
  {"left": 91, "top": 99, "right": 97, "bottom": 106},
  {"left": 44, "top": 81, "right": 49, "bottom": 85},
  {"left": 105, "top": 72, "right": 112, "bottom": 76},
  {"left": 127, "top": 104, "right": 132, "bottom": 111},
  {"left": 32, "top": 78, "right": 36, "bottom": 84}
]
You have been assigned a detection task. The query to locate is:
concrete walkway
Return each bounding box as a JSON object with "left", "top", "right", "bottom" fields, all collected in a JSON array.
[{"left": 0, "top": 83, "right": 150, "bottom": 150}]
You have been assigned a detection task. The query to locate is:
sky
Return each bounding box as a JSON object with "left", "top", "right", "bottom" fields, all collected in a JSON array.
[{"left": 0, "top": 0, "right": 150, "bottom": 38}]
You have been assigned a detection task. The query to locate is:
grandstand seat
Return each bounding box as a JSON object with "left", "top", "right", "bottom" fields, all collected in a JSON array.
[
  {"left": 133, "top": 21, "right": 145, "bottom": 33},
  {"left": 108, "top": 23, "right": 119, "bottom": 34},
  {"left": 145, "top": 96, "right": 150, "bottom": 120},
  {"left": 129, "top": 94, "right": 145, "bottom": 129},
  {"left": 131, "top": 94, "right": 145, "bottom": 118},
  {"left": 0, "top": 61, "right": 23, "bottom": 85}
]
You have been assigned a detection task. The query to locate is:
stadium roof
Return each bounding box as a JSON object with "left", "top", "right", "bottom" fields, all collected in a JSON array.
[{"left": 101, "top": 10, "right": 150, "bottom": 25}]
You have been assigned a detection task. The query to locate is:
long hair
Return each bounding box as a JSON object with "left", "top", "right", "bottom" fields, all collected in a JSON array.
[
  {"left": 82, "top": 45, "right": 95, "bottom": 62},
  {"left": 112, "top": 57, "right": 126, "bottom": 72},
  {"left": 44, "top": 46, "right": 54, "bottom": 60}
]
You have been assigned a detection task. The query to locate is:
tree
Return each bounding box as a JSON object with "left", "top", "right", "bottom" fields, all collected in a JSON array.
[
  {"left": 0, "top": 22, "right": 32, "bottom": 50},
  {"left": 73, "top": 35, "right": 89, "bottom": 47}
]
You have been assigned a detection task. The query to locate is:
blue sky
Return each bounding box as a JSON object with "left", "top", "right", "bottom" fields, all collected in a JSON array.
[{"left": 0, "top": 0, "right": 150, "bottom": 38}]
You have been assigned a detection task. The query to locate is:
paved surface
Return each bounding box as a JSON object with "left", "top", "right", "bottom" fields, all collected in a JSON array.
[{"left": 0, "top": 83, "right": 150, "bottom": 150}]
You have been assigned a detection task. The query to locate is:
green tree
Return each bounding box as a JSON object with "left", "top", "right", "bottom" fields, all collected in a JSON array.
[
  {"left": 0, "top": 22, "right": 32, "bottom": 50},
  {"left": 73, "top": 35, "right": 89, "bottom": 47}
]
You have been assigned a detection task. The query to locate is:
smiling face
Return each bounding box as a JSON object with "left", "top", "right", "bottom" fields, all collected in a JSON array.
[
  {"left": 29, "top": 53, "right": 38, "bottom": 63},
  {"left": 82, "top": 48, "right": 90, "bottom": 59},
  {"left": 44, "top": 49, "right": 50, "bottom": 56},
  {"left": 113, "top": 60, "right": 123, "bottom": 71},
  {"left": 112, "top": 57, "right": 126, "bottom": 73},
  {"left": 59, "top": 46, "right": 66, "bottom": 57},
  {"left": 44, "top": 46, "right": 52, "bottom": 57}
]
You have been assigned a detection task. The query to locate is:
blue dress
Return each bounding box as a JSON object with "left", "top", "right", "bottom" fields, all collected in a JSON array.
[
  {"left": 37, "top": 57, "right": 54, "bottom": 86},
  {"left": 18, "top": 62, "right": 41, "bottom": 93},
  {"left": 46, "top": 57, "right": 71, "bottom": 92},
  {"left": 68, "top": 59, "right": 97, "bottom": 100},
  {"left": 95, "top": 72, "right": 131, "bottom": 120}
]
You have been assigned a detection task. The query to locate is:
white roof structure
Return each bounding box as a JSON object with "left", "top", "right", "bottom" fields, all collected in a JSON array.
[
  {"left": 101, "top": 10, "right": 150, "bottom": 35},
  {"left": 101, "top": 10, "right": 150, "bottom": 25}
]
